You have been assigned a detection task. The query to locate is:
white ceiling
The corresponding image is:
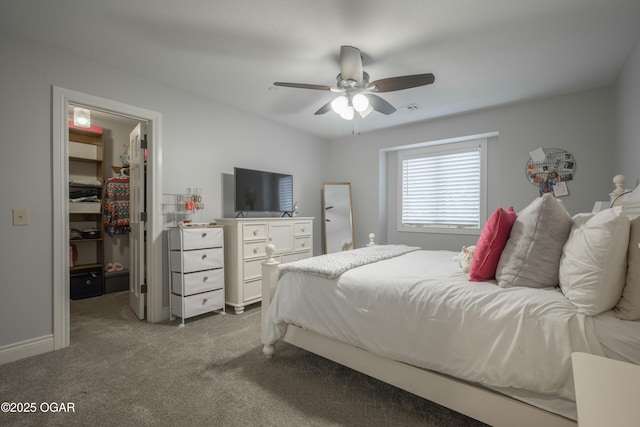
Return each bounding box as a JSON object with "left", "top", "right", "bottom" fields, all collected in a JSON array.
[{"left": 4, "top": 0, "right": 640, "bottom": 140}]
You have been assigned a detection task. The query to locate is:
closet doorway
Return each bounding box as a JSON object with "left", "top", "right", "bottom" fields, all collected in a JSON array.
[
  {"left": 52, "top": 87, "right": 164, "bottom": 351},
  {"left": 68, "top": 108, "right": 143, "bottom": 314}
]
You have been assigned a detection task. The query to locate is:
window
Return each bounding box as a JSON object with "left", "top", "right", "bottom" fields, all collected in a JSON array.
[{"left": 398, "top": 138, "right": 487, "bottom": 234}]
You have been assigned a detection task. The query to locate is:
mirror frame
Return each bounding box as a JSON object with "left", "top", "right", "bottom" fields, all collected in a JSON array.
[{"left": 322, "top": 182, "right": 355, "bottom": 254}]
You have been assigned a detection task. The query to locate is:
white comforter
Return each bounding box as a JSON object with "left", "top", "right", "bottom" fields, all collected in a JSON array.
[{"left": 265, "top": 249, "right": 605, "bottom": 400}]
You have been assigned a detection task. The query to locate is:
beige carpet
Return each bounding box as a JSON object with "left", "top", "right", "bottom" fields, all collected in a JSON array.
[{"left": 0, "top": 292, "right": 486, "bottom": 426}]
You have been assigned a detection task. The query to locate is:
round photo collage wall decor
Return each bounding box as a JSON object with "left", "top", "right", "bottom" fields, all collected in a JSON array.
[{"left": 525, "top": 147, "right": 576, "bottom": 197}]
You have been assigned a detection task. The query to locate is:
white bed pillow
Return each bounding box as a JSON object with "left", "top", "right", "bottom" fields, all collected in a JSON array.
[
  {"left": 496, "top": 193, "right": 573, "bottom": 288},
  {"left": 559, "top": 208, "right": 630, "bottom": 315},
  {"left": 615, "top": 216, "right": 640, "bottom": 320}
]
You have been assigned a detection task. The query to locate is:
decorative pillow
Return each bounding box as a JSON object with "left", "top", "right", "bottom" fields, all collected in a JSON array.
[
  {"left": 496, "top": 193, "right": 573, "bottom": 288},
  {"left": 559, "top": 208, "right": 630, "bottom": 315},
  {"left": 615, "top": 216, "right": 640, "bottom": 320},
  {"left": 452, "top": 245, "right": 476, "bottom": 273},
  {"left": 469, "top": 207, "right": 517, "bottom": 281}
]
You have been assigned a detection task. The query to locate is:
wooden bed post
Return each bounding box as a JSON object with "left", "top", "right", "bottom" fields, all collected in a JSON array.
[{"left": 261, "top": 243, "right": 279, "bottom": 358}]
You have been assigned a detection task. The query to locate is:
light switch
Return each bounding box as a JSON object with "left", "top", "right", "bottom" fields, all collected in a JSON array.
[{"left": 13, "top": 208, "right": 29, "bottom": 226}]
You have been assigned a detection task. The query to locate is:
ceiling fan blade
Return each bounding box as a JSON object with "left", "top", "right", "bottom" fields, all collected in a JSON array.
[
  {"left": 367, "top": 94, "right": 396, "bottom": 115},
  {"left": 273, "top": 82, "right": 333, "bottom": 91},
  {"left": 340, "top": 46, "right": 363, "bottom": 84},
  {"left": 314, "top": 100, "right": 333, "bottom": 115},
  {"left": 369, "top": 73, "right": 435, "bottom": 93}
]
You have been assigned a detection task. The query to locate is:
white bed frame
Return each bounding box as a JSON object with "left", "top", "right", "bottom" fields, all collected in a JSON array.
[
  {"left": 260, "top": 176, "right": 640, "bottom": 426},
  {"left": 261, "top": 244, "right": 575, "bottom": 427}
]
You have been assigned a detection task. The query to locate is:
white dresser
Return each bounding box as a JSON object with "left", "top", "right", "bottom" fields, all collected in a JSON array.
[
  {"left": 216, "top": 217, "right": 314, "bottom": 314},
  {"left": 168, "top": 226, "right": 225, "bottom": 326}
]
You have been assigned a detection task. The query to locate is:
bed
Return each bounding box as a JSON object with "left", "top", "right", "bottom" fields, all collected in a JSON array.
[{"left": 260, "top": 178, "right": 640, "bottom": 427}]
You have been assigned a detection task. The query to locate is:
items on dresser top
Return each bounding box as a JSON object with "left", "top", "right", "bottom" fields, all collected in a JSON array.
[{"left": 168, "top": 226, "right": 225, "bottom": 326}]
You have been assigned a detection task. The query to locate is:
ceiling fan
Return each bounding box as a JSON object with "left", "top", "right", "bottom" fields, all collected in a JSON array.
[{"left": 273, "top": 46, "right": 435, "bottom": 120}]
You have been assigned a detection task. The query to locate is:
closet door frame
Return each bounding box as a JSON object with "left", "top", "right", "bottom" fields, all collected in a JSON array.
[{"left": 52, "top": 86, "right": 164, "bottom": 350}]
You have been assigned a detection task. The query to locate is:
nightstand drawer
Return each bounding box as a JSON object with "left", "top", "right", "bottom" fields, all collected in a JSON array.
[
  {"left": 171, "top": 289, "right": 224, "bottom": 318},
  {"left": 170, "top": 247, "right": 224, "bottom": 273},
  {"left": 243, "top": 223, "right": 267, "bottom": 241},
  {"left": 172, "top": 268, "right": 223, "bottom": 295},
  {"left": 170, "top": 227, "right": 223, "bottom": 250}
]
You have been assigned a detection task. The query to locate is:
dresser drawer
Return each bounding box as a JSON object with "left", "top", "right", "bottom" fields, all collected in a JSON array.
[
  {"left": 171, "top": 289, "right": 224, "bottom": 318},
  {"left": 170, "top": 227, "right": 223, "bottom": 250},
  {"left": 170, "top": 247, "right": 224, "bottom": 273},
  {"left": 243, "top": 241, "right": 266, "bottom": 259},
  {"left": 294, "top": 236, "right": 311, "bottom": 252},
  {"left": 243, "top": 258, "right": 265, "bottom": 281},
  {"left": 244, "top": 279, "right": 262, "bottom": 302},
  {"left": 243, "top": 223, "right": 267, "bottom": 241},
  {"left": 294, "top": 221, "right": 312, "bottom": 236},
  {"left": 172, "top": 268, "right": 223, "bottom": 296},
  {"left": 281, "top": 250, "right": 311, "bottom": 264}
]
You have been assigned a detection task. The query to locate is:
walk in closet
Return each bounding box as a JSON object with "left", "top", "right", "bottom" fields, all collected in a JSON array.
[{"left": 68, "top": 106, "right": 143, "bottom": 302}]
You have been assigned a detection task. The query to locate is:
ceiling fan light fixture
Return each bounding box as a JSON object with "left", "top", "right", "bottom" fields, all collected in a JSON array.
[
  {"left": 352, "top": 93, "right": 369, "bottom": 112},
  {"left": 339, "top": 105, "right": 354, "bottom": 120},
  {"left": 331, "top": 96, "right": 348, "bottom": 114},
  {"left": 359, "top": 103, "right": 374, "bottom": 118}
]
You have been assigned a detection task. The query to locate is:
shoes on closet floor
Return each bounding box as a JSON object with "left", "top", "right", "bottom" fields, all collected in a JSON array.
[{"left": 104, "top": 262, "right": 124, "bottom": 272}]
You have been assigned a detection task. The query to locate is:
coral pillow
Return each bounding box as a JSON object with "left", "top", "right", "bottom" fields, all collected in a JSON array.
[{"left": 469, "top": 207, "right": 517, "bottom": 281}]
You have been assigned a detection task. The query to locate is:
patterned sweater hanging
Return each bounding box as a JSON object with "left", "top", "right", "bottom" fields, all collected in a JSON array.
[{"left": 103, "top": 177, "right": 130, "bottom": 236}]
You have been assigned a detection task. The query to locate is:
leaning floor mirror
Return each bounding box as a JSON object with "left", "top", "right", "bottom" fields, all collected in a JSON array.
[{"left": 322, "top": 182, "right": 355, "bottom": 253}]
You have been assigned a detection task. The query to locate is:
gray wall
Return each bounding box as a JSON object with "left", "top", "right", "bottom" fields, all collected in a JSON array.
[
  {"left": 614, "top": 38, "right": 640, "bottom": 187},
  {"left": 326, "top": 88, "right": 614, "bottom": 251},
  {"left": 0, "top": 34, "right": 327, "bottom": 349}
]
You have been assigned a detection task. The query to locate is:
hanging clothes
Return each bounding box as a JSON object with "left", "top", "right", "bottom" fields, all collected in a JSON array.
[{"left": 103, "top": 176, "right": 130, "bottom": 236}]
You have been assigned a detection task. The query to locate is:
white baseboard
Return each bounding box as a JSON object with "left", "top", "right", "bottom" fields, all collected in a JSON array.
[{"left": 0, "top": 335, "right": 54, "bottom": 365}]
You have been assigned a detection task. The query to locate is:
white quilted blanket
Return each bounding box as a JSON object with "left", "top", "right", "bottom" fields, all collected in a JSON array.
[{"left": 278, "top": 244, "right": 419, "bottom": 280}]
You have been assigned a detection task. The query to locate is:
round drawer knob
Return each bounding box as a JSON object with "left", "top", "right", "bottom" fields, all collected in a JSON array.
[
  {"left": 201, "top": 232, "right": 207, "bottom": 238},
  {"left": 253, "top": 229, "right": 258, "bottom": 236},
  {"left": 301, "top": 242, "right": 305, "bottom": 247},
  {"left": 253, "top": 247, "right": 258, "bottom": 254},
  {"left": 202, "top": 276, "right": 208, "bottom": 282},
  {"left": 202, "top": 298, "right": 208, "bottom": 304},
  {"left": 301, "top": 227, "right": 305, "bottom": 232},
  {"left": 201, "top": 254, "right": 207, "bottom": 260}
]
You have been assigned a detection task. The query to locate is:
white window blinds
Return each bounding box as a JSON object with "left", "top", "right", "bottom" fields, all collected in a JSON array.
[{"left": 399, "top": 139, "right": 486, "bottom": 232}]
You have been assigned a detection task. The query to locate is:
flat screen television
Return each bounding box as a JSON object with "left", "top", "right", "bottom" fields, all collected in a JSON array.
[{"left": 234, "top": 167, "right": 294, "bottom": 215}]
